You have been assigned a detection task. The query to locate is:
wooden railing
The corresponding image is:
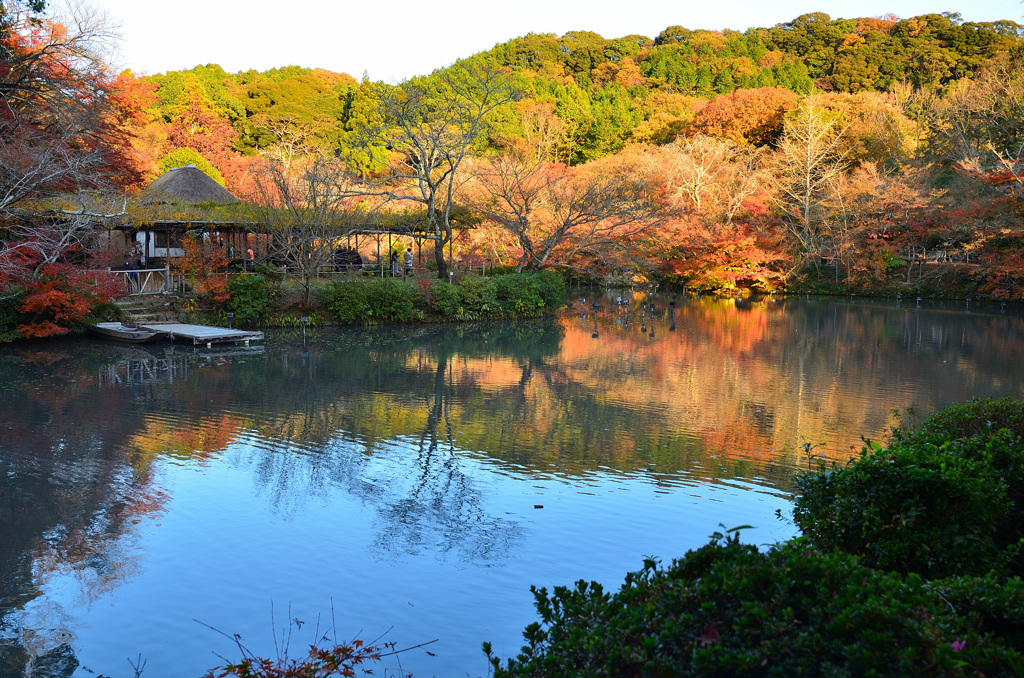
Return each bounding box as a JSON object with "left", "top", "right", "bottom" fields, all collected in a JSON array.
[{"left": 109, "top": 266, "right": 171, "bottom": 295}]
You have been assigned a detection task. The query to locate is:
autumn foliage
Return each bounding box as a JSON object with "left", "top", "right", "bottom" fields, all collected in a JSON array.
[
  {"left": 204, "top": 639, "right": 393, "bottom": 678},
  {"left": 691, "top": 87, "right": 799, "bottom": 147},
  {"left": 14, "top": 263, "right": 119, "bottom": 338},
  {"left": 5, "top": 8, "right": 1024, "bottom": 341},
  {"left": 172, "top": 234, "right": 230, "bottom": 307}
]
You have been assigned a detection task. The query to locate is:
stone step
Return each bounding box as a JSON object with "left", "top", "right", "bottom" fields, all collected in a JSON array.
[
  {"left": 114, "top": 294, "right": 179, "bottom": 323},
  {"left": 115, "top": 296, "right": 174, "bottom": 310},
  {"left": 114, "top": 297, "right": 167, "bottom": 307},
  {"left": 132, "top": 314, "right": 175, "bottom": 323}
]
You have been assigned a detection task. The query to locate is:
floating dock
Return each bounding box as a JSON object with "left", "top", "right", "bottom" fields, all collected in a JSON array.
[{"left": 136, "top": 323, "right": 264, "bottom": 347}]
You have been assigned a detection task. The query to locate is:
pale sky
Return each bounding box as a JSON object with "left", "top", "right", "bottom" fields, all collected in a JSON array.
[{"left": 84, "top": 0, "right": 1024, "bottom": 83}]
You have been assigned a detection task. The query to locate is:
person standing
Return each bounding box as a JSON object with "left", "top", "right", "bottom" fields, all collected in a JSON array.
[
  {"left": 391, "top": 251, "right": 400, "bottom": 277},
  {"left": 403, "top": 248, "right": 414, "bottom": 278},
  {"left": 124, "top": 248, "right": 139, "bottom": 292}
]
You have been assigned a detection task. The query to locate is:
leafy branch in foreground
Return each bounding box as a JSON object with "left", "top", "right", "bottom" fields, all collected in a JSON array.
[{"left": 197, "top": 603, "right": 437, "bottom": 678}]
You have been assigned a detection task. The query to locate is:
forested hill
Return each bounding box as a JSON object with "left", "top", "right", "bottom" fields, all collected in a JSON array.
[
  {"left": 481, "top": 12, "right": 1023, "bottom": 95},
  {"left": 130, "top": 12, "right": 1023, "bottom": 171}
]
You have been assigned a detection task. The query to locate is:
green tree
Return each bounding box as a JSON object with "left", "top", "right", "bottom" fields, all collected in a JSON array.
[
  {"left": 158, "top": 148, "right": 224, "bottom": 185},
  {"left": 348, "top": 63, "right": 515, "bottom": 279},
  {"left": 338, "top": 74, "right": 389, "bottom": 177}
]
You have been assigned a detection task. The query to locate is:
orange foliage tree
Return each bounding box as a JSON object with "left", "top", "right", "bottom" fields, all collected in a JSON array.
[
  {"left": 173, "top": 233, "right": 230, "bottom": 308},
  {"left": 691, "top": 87, "right": 799, "bottom": 147},
  {"left": 0, "top": 4, "right": 144, "bottom": 205},
  {"left": 978, "top": 250, "right": 1024, "bottom": 300},
  {"left": 464, "top": 149, "right": 664, "bottom": 278},
  {"left": 650, "top": 136, "right": 791, "bottom": 292},
  {"left": 106, "top": 70, "right": 162, "bottom": 186},
  {"left": 0, "top": 4, "right": 145, "bottom": 338},
  {"left": 654, "top": 214, "right": 791, "bottom": 293}
]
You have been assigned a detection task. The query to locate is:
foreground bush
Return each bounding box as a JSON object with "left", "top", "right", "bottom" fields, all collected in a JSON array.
[
  {"left": 486, "top": 533, "right": 1024, "bottom": 676},
  {"left": 794, "top": 397, "right": 1024, "bottom": 579},
  {"left": 911, "top": 396, "right": 1024, "bottom": 440}
]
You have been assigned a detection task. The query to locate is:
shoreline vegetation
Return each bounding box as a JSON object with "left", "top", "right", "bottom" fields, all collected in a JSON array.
[
  {"left": 3, "top": 6, "right": 1024, "bottom": 341},
  {"left": 97, "top": 264, "right": 1024, "bottom": 335},
  {"left": 169, "top": 268, "right": 572, "bottom": 331}
]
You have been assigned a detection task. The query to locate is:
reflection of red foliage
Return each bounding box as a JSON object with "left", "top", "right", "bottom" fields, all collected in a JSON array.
[{"left": 167, "top": 414, "right": 244, "bottom": 460}]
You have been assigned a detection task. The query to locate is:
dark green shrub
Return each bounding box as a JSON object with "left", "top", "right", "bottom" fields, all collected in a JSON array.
[
  {"left": 533, "top": 269, "right": 567, "bottom": 309},
  {"left": 486, "top": 534, "right": 1024, "bottom": 676},
  {"left": 320, "top": 279, "right": 374, "bottom": 324},
  {"left": 320, "top": 278, "right": 415, "bottom": 324},
  {"left": 455, "top": 276, "right": 499, "bottom": 319},
  {"left": 427, "top": 279, "right": 464, "bottom": 318},
  {"left": 424, "top": 273, "right": 563, "bottom": 321},
  {"left": 932, "top": 573, "right": 1024, "bottom": 652},
  {"left": 494, "top": 274, "right": 543, "bottom": 317},
  {"left": 902, "top": 398, "right": 1024, "bottom": 571},
  {"left": 794, "top": 436, "right": 1016, "bottom": 578},
  {"left": 372, "top": 278, "right": 416, "bottom": 322},
  {"left": 427, "top": 276, "right": 499, "bottom": 320},
  {"left": 795, "top": 398, "right": 1024, "bottom": 579},
  {"left": 907, "top": 396, "right": 1024, "bottom": 442},
  {"left": 227, "top": 274, "right": 277, "bottom": 327},
  {"left": 0, "top": 289, "right": 25, "bottom": 343}
]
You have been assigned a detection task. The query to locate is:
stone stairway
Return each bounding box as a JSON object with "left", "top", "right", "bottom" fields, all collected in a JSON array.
[{"left": 114, "top": 294, "right": 178, "bottom": 324}]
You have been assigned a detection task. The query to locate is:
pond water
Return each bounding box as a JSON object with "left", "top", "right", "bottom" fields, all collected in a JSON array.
[{"left": 2, "top": 292, "right": 1023, "bottom": 677}]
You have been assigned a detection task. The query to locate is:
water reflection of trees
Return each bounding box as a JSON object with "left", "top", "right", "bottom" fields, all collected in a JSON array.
[
  {"left": 4, "top": 301, "right": 1024, "bottom": 672},
  {"left": 213, "top": 323, "right": 557, "bottom": 561},
  {"left": 120, "top": 302, "right": 1024, "bottom": 518},
  {"left": 577, "top": 293, "right": 1024, "bottom": 467},
  {"left": 0, "top": 342, "right": 173, "bottom": 676}
]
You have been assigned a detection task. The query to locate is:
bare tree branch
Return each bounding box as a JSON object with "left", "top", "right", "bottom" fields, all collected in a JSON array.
[{"left": 247, "top": 155, "right": 368, "bottom": 304}]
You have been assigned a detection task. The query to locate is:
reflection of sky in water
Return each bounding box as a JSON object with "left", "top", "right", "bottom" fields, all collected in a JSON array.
[{"left": 24, "top": 433, "right": 792, "bottom": 678}]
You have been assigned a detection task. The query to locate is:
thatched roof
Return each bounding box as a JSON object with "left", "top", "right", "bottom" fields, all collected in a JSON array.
[{"left": 142, "top": 165, "right": 239, "bottom": 205}]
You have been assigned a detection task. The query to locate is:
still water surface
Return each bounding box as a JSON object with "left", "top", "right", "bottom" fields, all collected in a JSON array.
[{"left": 2, "top": 293, "right": 1023, "bottom": 677}]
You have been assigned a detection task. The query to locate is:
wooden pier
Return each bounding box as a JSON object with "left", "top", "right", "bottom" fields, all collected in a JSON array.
[{"left": 136, "top": 323, "right": 264, "bottom": 347}]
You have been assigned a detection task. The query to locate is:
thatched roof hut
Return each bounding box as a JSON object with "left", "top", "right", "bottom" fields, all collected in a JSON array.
[{"left": 142, "top": 165, "right": 238, "bottom": 205}]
